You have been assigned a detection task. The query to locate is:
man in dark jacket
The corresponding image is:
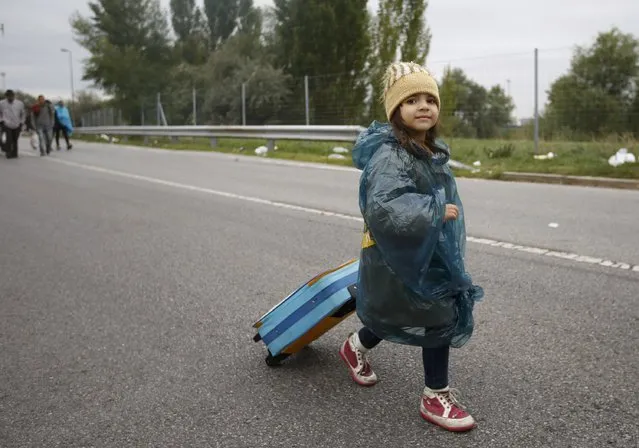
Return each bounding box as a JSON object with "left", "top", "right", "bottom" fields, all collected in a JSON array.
[{"left": 30, "top": 95, "right": 55, "bottom": 156}]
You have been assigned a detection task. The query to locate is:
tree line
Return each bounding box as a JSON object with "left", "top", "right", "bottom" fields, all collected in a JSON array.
[
  {"left": 66, "top": 0, "right": 638, "bottom": 140},
  {"left": 543, "top": 28, "right": 639, "bottom": 140}
]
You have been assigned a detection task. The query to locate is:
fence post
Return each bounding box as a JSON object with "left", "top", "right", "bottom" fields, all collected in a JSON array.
[
  {"left": 193, "top": 87, "right": 197, "bottom": 125},
  {"left": 534, "top": 48, "right": 539, "bottom": 154},
  {"left": 304, "top": 75, "right": 310, "bottom": 125},
  {"left": 241, "top": 83, "right": 247, "bottom": 126}
]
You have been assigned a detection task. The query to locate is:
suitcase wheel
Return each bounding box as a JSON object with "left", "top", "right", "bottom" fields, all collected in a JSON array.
[{"left": 265, "top": 352, "right": 290, "bottom": 367}]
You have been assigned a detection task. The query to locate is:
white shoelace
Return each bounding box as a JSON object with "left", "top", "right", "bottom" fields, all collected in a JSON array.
[{"left": 440, "top": 388, "right": 467, "bottom": 410}]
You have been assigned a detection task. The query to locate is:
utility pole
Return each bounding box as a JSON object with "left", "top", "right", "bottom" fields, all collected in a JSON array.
[
  {"left": 192, "top": 87, "right": 197, "bottom": 125},
  {"left": 241, "top": 83, "right": 246, "bottom": 125},
  {"left": 1, "top": 24, "right": 4, "bottom": 92},
  {"left": 61, "top": 48, "right": 76, "bottom": 119},
  {"left": 534, "top": 48, "right": 539, "bottom": 154},
  {"left": 304, "top": 75, "right": 310, "bottom": 125}
]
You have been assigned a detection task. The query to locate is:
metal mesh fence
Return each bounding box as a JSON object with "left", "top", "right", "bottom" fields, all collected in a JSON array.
[{"left": 79, "top": 47, "right": 638, "bottom": 142}]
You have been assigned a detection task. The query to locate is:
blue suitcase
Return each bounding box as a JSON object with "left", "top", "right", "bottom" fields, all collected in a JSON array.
[{"left": 253, "top": 258, "right": 359, "bottom": 366}]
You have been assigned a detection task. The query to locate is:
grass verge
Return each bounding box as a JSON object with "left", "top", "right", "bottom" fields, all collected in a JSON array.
[{"left": 74, "top": 134, "right": 639, "bottom": 180}]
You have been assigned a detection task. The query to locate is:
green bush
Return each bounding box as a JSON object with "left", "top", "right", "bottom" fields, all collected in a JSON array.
[{"left": 483, "top": 143, "right": 515, "bottom": 159}]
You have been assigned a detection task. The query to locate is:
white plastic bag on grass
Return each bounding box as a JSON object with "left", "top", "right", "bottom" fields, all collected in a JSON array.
[{"left": 608, "top": 148, "right": 636, "bottom": 167}]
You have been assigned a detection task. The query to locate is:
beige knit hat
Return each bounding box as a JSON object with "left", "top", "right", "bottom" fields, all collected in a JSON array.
[{"left": 382, "top": 62, "right": 440, "bottom": 120}]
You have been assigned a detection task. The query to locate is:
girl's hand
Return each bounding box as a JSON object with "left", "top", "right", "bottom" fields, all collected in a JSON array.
[{"left": 444, "top": 204, "right": 459, "bottom": 222}]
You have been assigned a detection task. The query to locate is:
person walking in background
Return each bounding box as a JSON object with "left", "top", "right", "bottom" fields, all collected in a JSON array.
[
  {"left": 54, "top": 100, "right": 73, "bottom": 151},
  {"left": 30, "top": 95, "right": 55, "bottom": 156},
  {"left": 0, "top": 90, "right": 26, "bottom": 159},
  {"left": 24, "top": 100, "right": 34, "bottom": 133}
]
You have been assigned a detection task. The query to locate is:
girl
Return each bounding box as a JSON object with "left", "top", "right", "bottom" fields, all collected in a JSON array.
[{"left": 339, "top": 62, "right": 484, "bottom": 432}]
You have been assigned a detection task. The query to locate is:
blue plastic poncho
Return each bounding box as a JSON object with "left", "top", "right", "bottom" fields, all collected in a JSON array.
[
  {"left": 353, "top": 121, "right": 484, "bottom": 349},
  {"left": 55, "top": 105, "right": 74, "bottom": 135}
]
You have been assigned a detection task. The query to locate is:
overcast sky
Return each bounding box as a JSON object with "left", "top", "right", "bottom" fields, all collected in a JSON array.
[{"left": 2, "top": 0, "right": 637, "bottom": 119}]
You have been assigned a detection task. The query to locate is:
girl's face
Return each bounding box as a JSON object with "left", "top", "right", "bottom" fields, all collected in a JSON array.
[{"left": 399, "top": 93, "right": 439, "bottom": 136}]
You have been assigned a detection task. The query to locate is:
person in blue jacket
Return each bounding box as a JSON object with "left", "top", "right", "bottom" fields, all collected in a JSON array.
[
  {"left": 339, "top": 61, "right": 484, "bottom": 432},
  {"left": 54, "top": 100, "right": 73, "bottom": 151}
]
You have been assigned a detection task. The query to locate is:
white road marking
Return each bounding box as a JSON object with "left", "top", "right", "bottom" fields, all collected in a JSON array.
[
  {"left": 466, "top": 237, "right": 639, "bottom": 272},
  {"left": 43, "top": 157, "right": 364, "bottom": 222},
  {"left": 33, "top": 154, "right": 639, "bottom": 274}
]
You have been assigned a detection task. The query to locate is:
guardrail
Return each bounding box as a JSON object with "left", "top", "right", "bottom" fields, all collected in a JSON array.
[
  {"left": 74, "top": 125, "right": 366, "bottom": 150},
  {"left": 74, "top": 125, "right": 475, "bottom": 170}
]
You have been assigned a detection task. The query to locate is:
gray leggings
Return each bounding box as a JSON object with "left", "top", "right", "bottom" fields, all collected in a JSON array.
[{"left": 37, "top": 128, "right": 53, "bottom": 154}]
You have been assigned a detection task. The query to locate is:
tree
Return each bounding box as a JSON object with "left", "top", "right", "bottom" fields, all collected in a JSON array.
[
  {"left": 398, "top": 0, "right": 431, "bottom": 64},
  {"left": 12, "top": 90, "right": 38, "bottom": 106},
  {"left": 170, "top": 0, "right": 209, "bottom": 64},
  {"left": 368, "top": 0, "right": 402, "bottom": 121},
  {"left": 193, "top": 36, "right": 292, "bottom": 125},
  {"left": 202, "top": 0, "right": 263, "bottom": 50},
  {"left": 367, "top": 0, "right": 432, "bottom": 121},
  {"left": 162, "top": 2, "right": 269, "bottom": 125},
  {"left": 260, "top": 5, "right": 278, "bottom": 52},
  {"left": 572, "top": 28, "right": 638, "bottom": 102},
  {"left": 159, "top": 64, "right": 199, "bottom": 125},
  {"left": 234, "top": 2, "right": 266, "bottom": 58},
  {"left": 203, "top": 0, "right": 237, "bottom": 49},
  {"left": 238, "top": 0, "right": 262, "bottom": 36},
  {"left": 485, "top": 86, "right": 515, "bottom": 132},
  {"left": 545, "top": 28, "right": 639, "bottom": 137},
  {"left": 437, "top": 68, "right": 514, "bottom": 138},
  {"left": 75, "top": 90, "right": 108, "bottom": 118},
  {"left": 545, "top": 75, "right": 624, "bottom": 136},
  {"left": 273, "top": 0, "right": 370, "bottom": 124},
  {"left": 170, "top": 0, "right": 198, "bottom": 41},
  {"left": 438, "top": 66, "right": 461, "bottom": 136},
  {"left": 629, "top": 93, "right": 639, "bottom": 136},
  {"left": 71, "top": 0, "right": 174, "bottom": 124}
]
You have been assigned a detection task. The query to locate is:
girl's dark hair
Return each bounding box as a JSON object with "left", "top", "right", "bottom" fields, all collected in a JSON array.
[{"left": 390, "top": 107, "right": 441, "bottom": 158}]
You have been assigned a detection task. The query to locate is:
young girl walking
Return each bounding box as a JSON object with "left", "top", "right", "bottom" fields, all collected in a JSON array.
[{"left": 339, "top": 62, "right": 484, "bottom": 432}]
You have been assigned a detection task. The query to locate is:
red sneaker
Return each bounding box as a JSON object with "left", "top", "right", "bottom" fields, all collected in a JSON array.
[
  {"left": 419, "top": 386, "right": 476, "bottom": 432},
  {"left": 339, "top": 333, "right": 378, "bottom": 387}
]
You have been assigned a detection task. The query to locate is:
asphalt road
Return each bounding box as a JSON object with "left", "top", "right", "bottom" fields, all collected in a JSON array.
[
  {"left": 25, "top": 140, "right": 639, "bottom": 265},
  {"left": 0, "top": 140, "right": 637, "bottom": 448}
]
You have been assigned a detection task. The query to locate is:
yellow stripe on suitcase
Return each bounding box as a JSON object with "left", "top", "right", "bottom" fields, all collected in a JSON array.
[{"left": 281, "top": 313, "right": 356, "bottom": 355}]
